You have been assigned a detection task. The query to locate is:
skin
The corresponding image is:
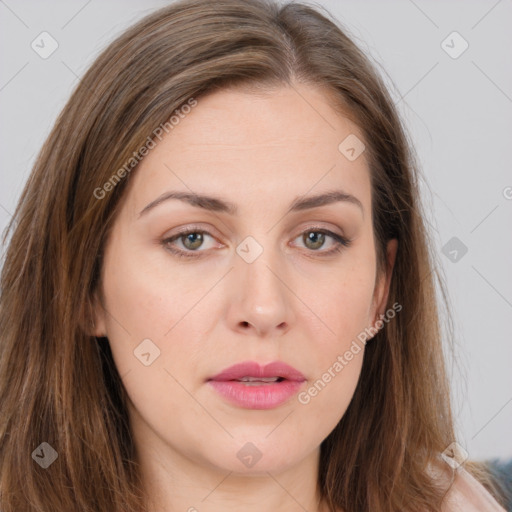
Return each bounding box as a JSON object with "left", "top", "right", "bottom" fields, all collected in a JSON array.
[{"left": 92, "top": 82, "right": 398, "bottom": 512}]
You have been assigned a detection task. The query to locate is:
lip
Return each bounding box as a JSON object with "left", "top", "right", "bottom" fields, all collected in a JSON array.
[{"left": 207, "top": 361, "right": 306, "bottom": 410}]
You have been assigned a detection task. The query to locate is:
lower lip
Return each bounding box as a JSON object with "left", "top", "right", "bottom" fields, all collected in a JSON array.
[{"left": 207, "top": 380, "right": 304, "bottom": 409}]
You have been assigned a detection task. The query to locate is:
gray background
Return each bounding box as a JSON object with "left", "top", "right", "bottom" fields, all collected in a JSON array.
[{"left": 1, "top": 0, "right": 511, "bottom": 461}]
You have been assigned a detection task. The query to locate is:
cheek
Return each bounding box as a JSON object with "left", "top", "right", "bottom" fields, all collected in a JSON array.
[
  {"left": 299, "top": 263, "right": 377, "bottom": 351},
  {"left": 332, "top": 273, "right": 373, "bottom": 316},
  {"left": 101, "top": 233, "right": 200, "bottom": 337},
  {"left": 99, "top": 240, "right": 183, "bottom": 376},
  {"left": 293, "top": 277, "right": 371, "bottom": 437},
  {"left": 291, "top": 258, "right": 376, "bottom": 411},
  {"left": 298, "top": 345, "right": 364, "bottom": 418},
  {"left": 308, "top": 282, "right": 370, "bottom": 386}
]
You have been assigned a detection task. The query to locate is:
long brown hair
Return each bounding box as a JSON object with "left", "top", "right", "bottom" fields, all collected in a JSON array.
[{"left": 0, "top": 0, "right": 504, "bottom": 511}]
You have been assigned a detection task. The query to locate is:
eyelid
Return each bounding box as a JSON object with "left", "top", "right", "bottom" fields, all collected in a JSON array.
[
  {"left": 162, "top": 223, "right": 224, "bottom": 243},
  {"left": 292, "top": 222, "right": 346, "bottom": 239}
]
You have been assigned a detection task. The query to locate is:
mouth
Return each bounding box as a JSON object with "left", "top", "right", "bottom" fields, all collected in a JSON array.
[
  {"left": 233, "top": 376, "right": 285, "bottom": 385},
  {"left": 208, "top": 360, "right": 306, "bottom": 382},
  {"left": 207, "top": 361, "right": 306, "bottom": 409}
]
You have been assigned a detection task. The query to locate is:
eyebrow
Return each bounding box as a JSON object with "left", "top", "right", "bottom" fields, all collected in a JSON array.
[{"left": 138, "top": 189, "right": 364, "bottom": 218}]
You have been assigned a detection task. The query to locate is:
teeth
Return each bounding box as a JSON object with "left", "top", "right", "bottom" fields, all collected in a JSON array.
[{"left": 238, "top": 376, "right": 280, "bottom": 382}]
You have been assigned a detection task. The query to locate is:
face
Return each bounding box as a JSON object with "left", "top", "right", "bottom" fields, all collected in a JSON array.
[{"left": 93, "top": 83, "right": 397, "bottom": 476}]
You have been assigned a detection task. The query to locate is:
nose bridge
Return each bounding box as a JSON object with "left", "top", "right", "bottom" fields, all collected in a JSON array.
[{"left": 228, "top": 234, "right": 292, "bottom": 335}]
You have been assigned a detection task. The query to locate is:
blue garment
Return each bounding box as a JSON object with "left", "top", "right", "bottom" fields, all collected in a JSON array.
[{"left": 486, "top": 458, "right": 512, "bottom": 512}]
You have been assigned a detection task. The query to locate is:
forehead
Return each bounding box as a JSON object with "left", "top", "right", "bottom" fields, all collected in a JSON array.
[
  {"left": 124, "top": 83, "right": 371, "bottom": 217},
  {"left": 169, "top": 83, "right": 363, "bottom": 147}
]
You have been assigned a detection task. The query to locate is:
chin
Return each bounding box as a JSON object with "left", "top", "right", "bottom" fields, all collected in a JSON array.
[{"left": 200, "top": 435, "right": 313, "bottom": 475}]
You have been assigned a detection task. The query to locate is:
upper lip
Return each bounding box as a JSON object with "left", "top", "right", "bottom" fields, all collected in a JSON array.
[{"left": 208, "top": 361, "right": 306, "bottom": 382}]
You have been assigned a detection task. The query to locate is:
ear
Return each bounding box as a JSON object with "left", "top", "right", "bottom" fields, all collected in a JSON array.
[
  {"left": 370, "top": 238, "right": 398, "bottom": 327},
  {"left": 80, "top": 289, "right": 108, "bottom": 338}
]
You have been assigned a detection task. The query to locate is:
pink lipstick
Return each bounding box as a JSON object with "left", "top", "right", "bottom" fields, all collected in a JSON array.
[{"left": 207, "top": 361, "right": 306, "bottom": 409}]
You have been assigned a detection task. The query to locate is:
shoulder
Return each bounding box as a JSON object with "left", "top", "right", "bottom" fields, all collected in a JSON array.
[{"left": 429, "top": 461, "right": 507, "bottom": 512}]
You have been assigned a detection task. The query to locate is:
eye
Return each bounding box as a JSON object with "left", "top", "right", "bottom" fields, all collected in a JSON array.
[
  {"left": 162, "top": 228, "right": 218, "bottom": 258},
  {"left": 162, "top": 226, "right": 351, "bottom": 259},
  {"left": 292, "top": 228, "right": 351, "bottom": 256}
]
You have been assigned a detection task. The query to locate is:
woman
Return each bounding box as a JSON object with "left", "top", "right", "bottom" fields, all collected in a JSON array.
[{"left": 0, "top": 0, "right": 507, "bottom": 511}]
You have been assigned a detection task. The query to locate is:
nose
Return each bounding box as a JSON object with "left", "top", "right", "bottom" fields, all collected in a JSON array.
[{"left": 226, "top": 252, "right": 294, "bottom": 338}]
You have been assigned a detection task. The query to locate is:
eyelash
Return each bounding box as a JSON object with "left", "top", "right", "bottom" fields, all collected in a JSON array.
[{"left": 162, "top": 226, "right": 352, "bottom": 260}]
